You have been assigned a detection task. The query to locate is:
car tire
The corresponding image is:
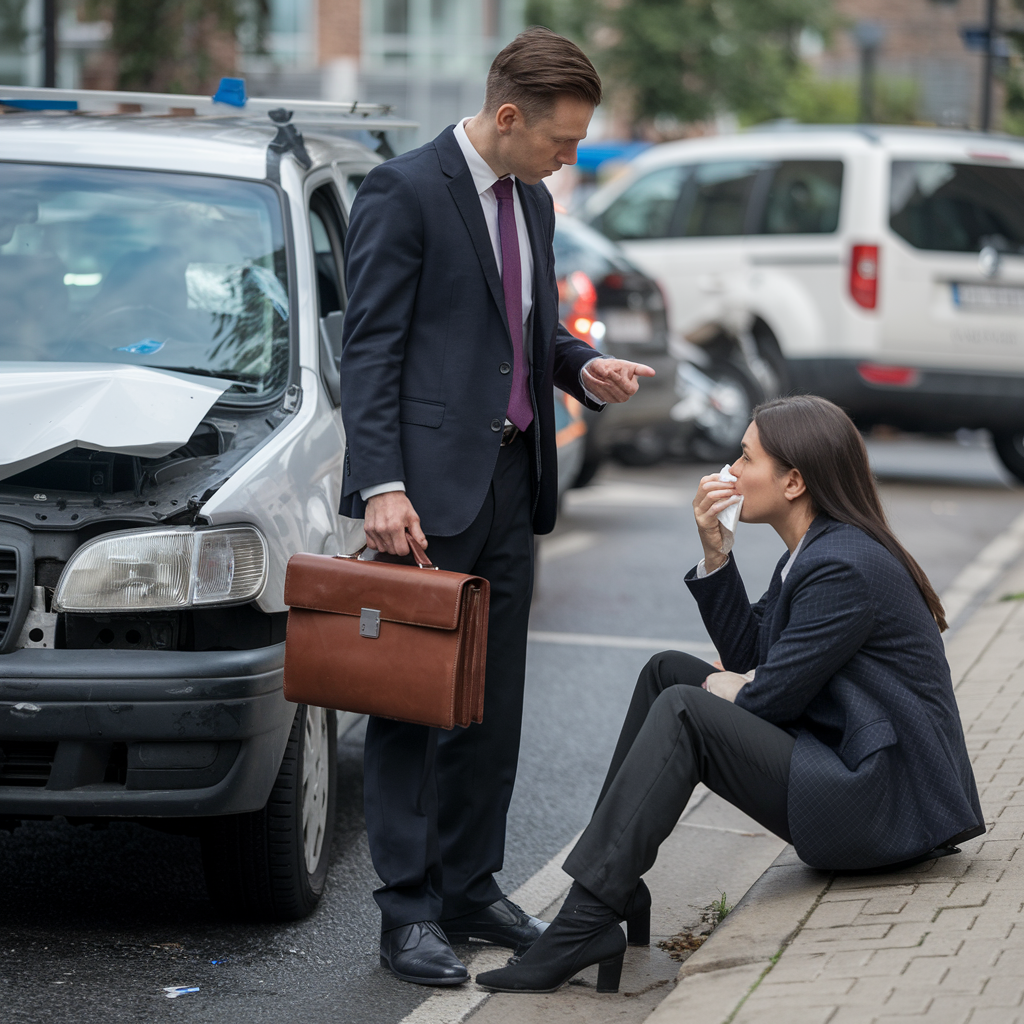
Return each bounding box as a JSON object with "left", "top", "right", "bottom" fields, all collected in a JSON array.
[
  {"left": 688, "top": 363, "right": 762, "bottom": 464},
  {"left": 201, "top": 704, "right": 337, "bottom": 921},
  {"left": 992, "top": 431, "right": 1024, "bottom": 485}
]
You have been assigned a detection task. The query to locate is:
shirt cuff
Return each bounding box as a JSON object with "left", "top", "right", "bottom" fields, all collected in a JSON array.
[
  {"left": 360, "top": 481, "right": 406, "bottom": 502},
  {"left": 695, "top": 556, "right": 730, "bottom": 579},
  {"left": 581, "top": 358, "right": 607, "bottom": 407}
]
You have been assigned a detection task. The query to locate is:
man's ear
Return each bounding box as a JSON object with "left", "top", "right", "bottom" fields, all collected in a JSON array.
[
  {"left": 494, "top": 103, "right": 522, "bottom": 135},
  {"left": 784, "top": 468, "right": 807, "bottom": 502}
]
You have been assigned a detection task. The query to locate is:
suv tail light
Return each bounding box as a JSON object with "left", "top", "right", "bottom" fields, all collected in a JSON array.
[
  {"left": 558, "top": 270, "right": 602, "bottom": 345},
  {"left": 850, "top": 244, "right": 879, "bottom": 310},
  {"left": 857, "top": 363, "right": 919, "bottom": 387}
]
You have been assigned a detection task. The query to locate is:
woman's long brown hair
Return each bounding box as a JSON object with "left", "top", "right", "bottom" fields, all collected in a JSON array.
[{"left": 753, "top": 395, "right": 948, "bottom": 632}]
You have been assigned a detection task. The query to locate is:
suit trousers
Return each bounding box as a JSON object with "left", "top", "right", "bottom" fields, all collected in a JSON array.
[
  {"left": 563, "top": 651, "right": 796, "bottom": 916},
  {"left": 363, "top": 434, "right": 535, "bottom": 931}
]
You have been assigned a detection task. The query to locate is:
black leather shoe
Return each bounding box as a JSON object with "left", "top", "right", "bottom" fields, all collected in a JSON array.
[
  {"left": 380, "top": 921, "right": 469, "bottom": 986},
  {"left": 475, "top": 883, "right": 627, "bottom": 994},
  {"left": 440, "top": 897, "right": 549, "bottom": 955}
]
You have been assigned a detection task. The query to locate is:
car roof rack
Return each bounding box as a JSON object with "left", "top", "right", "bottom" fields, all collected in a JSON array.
[{"left": 0, "top": 81, "right": 417, "bottom": 131}]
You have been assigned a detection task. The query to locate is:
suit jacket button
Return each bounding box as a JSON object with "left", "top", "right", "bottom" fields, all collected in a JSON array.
[
  {"left": 491, "top": 418, "right": 503, "bottom": 432},
  {"left": 499, "top": 361, "right": 511, "bottom": 374}
]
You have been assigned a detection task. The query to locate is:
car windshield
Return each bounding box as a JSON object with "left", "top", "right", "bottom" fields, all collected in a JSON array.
[
  {"left": 890, "top": 159, "right": 1024, "bottom": 254},
  {"left": 0, "top": 163, "right": 290, "bottom": 401}
]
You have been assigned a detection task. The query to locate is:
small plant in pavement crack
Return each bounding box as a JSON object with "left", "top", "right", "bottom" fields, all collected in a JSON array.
[{"left": 657, "top": 892, "right": 732, "bottom": 962}]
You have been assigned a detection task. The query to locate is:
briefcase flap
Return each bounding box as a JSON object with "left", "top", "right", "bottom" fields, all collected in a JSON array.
[{"left": 284, "top": 552, "right": 480, "bottom": 631}]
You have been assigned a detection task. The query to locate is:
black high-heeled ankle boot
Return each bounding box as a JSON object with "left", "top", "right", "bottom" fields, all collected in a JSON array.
[{"left": 475, "top": 883, "right": 627, "bottom": 994}]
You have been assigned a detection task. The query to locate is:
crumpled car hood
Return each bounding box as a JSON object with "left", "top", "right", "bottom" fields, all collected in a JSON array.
[{"left": 0, "top": 363, "right": 232, "bottom": 481}]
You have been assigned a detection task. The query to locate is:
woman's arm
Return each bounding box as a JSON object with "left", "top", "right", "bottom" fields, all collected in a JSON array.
[
  {"left": 734, "top": 560, "right": 875, "bottom": 724},
  {"left": 685, "top": 556, "right": 763, "bottom": 672}
]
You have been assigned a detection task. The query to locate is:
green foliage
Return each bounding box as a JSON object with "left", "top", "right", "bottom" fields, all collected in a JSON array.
[
  {"left": 85, "top": 0, "right": 268, "bottom": 93},
  {"left": 603, "top": 0, "right": 835, "bottom": 125},
  {"left": 783, "top": 67, "right": 920, "bottom": 125},
  {"left": 711, "top": 890, "right": 732, "bottom": 922},
  {"left": 525, "top": 0, "right": 598, "bottom": 40},
  {"left": 0, "top": 0, "right": 28, "bottom": 51}
]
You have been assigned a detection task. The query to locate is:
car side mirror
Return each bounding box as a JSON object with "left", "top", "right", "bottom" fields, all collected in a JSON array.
[{"left": 319, "top": 310, "right": 344, "bottom": 407}]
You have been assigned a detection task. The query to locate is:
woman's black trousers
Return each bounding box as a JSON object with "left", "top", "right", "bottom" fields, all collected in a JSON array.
[{"left": 563, "top": 651, "right": 796, "bottom": 916}]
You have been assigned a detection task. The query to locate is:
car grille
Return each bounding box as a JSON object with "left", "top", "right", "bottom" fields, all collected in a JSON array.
[
  {"left": 0, "top": 547, "right": 17, "bottom": 646},
  {"left": 0, "top": 740, "right": 58, "bottom": 786}
]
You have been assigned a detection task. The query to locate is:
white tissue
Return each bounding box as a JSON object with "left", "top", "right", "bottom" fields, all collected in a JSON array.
[{"left": 715, "top": 464, "right": 743, "bottom": 553}]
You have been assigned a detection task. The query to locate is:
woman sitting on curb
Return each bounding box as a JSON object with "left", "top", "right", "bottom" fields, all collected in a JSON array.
[{"left": 478, "top": 394, "right": 985, "bottom": 995}]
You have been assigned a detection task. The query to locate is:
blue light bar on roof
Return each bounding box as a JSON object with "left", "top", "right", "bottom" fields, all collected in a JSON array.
[
  {"left": 212, "top": 77, "right": 247, "bottom": 108},
  {"left": 0, "top": 98, "right": 78, "bottom": 111}
]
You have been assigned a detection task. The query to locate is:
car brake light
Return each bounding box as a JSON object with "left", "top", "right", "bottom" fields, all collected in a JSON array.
[
  {"left": 850, "top": 244, "right": 879, "bottom": 310},
  {"left": 857, "top": 363, "right": 919, "bottom": 387},
  {"left": 559, "top": 271, "right": 600, "bottom": 345}
]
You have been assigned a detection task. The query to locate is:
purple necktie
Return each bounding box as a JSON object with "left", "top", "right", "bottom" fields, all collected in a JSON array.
[{"left": 492, "top": 177, "right": 533, "bottom": 432}]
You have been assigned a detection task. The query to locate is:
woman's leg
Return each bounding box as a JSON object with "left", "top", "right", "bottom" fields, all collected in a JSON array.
[
  {"left": 596, "top": 651, "right": 715, "bottom": 808},
  {"left": 566, "top": 685, "right": 794, "bottom": 916}
]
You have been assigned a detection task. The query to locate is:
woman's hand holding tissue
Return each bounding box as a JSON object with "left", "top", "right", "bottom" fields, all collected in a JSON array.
[{"left": 693, "top": 472, "right": 741, "bottom": 572}]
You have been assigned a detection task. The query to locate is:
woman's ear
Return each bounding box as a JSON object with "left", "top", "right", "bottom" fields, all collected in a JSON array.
[{"left": 784, "top": 468, "right": 807, "bottom": 502}]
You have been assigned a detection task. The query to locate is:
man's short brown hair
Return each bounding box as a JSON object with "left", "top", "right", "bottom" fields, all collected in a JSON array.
[{"left": 484, "top": 27, "right": 602, "bottom": 123}]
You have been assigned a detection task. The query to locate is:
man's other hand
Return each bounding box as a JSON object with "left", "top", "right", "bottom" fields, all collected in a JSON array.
[
  {"left": 582, "top": 358, "right": 656, "bottom": 404},
  {"left": 364, "top": 491, "right": 427, "bottom": 556}
]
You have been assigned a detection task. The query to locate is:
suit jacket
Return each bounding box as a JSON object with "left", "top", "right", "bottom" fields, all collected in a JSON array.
[
  {"left": 338, "top": 126, "right": 600, "bottom": 537},
  {"left": 686, "top": 516, "right": 985, "bottom": 870}
]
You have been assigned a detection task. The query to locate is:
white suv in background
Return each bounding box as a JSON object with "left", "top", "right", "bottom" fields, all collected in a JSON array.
[{"left": 584, "top": 126, "right": 1024, "bottom": 481}]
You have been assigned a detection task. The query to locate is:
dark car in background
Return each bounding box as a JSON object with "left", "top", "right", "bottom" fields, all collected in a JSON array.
[{"left": 553, "top": 212, "right": 677, "bottom": 484}]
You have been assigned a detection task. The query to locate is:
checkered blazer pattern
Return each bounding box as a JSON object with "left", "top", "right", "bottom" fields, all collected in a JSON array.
[{"left": 685, "top": 515, "right": 985, "bottom": 870}]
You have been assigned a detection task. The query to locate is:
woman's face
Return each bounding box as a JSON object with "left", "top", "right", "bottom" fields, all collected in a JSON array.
[{"left": 728, "top": 422, "right": 798, "bottom": 524}]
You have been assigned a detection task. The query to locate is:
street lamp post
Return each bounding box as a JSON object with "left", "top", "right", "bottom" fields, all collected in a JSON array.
[
  {"left": 43, "top": 0, "right": 57, "bottom": 89},
  {"left": 980, "top": 0, "right": 997, "bottom": 131},
  {"left": 854, "top": 21, "right": 886, "bottom": 124}
]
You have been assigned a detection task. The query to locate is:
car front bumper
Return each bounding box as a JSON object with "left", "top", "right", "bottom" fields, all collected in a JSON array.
[{"left": 0, "top": 644, "right": 294, "bottom": 818}]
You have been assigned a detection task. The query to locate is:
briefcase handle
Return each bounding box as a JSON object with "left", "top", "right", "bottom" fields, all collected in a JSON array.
[{"left": 334, "top": 531, "right": 437, "bottom": 570}]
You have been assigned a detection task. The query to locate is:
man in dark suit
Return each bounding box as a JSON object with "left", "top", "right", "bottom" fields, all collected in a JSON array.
[{"left": 340, "top": 28, "right": 654, "bottom": 986}]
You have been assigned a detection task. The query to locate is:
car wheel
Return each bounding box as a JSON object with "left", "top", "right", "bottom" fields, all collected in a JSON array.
[
  {"left": 688, "top": 364, "right": 761, "bottom": 463},
  {"left": 612, "top": 426, "right": 669, "bottom": 467},
  {"left": 201, "top": 704, "right": 337, "bottom": 921},
  {"left": 992, "top": 431, "right": 1024, "bottom": 485}
]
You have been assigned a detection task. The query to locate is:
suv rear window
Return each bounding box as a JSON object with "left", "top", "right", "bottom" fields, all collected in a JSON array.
[
  {"left": 0, "top": 163, "right": 290, "bottom": 402},
  {"left": 890, "top": 160, "right": 1024, "bottom": 253}
]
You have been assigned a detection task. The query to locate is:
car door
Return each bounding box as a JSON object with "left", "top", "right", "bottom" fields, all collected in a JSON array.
[{"left": 598, "top": 159, "right": 770, "bottom": 341}]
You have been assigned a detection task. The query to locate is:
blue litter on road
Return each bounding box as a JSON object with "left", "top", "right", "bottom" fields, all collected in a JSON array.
[
  {"left": 117, "top": 339, "right": 164, "bottom": 355},
  {"left": 163, "top": 986, "right": 199, "bottom": 998}
]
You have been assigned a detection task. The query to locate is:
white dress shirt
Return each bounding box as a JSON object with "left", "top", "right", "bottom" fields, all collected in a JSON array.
[{"left": 360, "top": 118, "right": 599, "bottom": 502}]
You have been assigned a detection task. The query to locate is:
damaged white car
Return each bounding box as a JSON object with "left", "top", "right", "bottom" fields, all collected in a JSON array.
[{"left": 0, "top": 84, "right": 406, "bottom": 919}]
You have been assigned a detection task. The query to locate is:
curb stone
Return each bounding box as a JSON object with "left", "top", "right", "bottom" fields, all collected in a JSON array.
[{"left": 645, "top": 846, "right": 832, "bottom": 1024}]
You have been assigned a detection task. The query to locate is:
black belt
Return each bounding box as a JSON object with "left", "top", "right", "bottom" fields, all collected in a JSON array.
[{"left": 500, "top": 423, "right": 520, "bottom": 446}]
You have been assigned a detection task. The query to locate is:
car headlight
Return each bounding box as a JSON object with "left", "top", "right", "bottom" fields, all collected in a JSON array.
[{"left": 53, "top": 526, "right": 268, "bottom": 612}]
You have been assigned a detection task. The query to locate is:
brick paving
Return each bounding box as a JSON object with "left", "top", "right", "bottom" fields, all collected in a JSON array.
[{"left": 723, "top": 580, "right": 1024, "bottom": 1024}]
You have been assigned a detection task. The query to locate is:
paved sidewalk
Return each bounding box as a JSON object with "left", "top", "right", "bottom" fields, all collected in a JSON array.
[{"left": 647, "top": 556, "right": 1024, "bottom": 1024}]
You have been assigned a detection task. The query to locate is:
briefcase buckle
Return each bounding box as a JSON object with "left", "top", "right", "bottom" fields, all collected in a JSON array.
[{"left": 359, "top": 608, "right": 380, "bottom": 639}]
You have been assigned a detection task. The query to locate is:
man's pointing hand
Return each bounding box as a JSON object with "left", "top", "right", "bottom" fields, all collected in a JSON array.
[{"left": 581, "top": 358, "right": 656, "bottom": 404}]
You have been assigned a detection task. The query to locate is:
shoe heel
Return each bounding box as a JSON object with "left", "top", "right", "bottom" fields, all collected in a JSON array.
[
  {"left": 596, "top": 953, "right": 624, "bottom": 994},
  {"left": 626, "top": 907, "right": 650, "bottom": 946}
]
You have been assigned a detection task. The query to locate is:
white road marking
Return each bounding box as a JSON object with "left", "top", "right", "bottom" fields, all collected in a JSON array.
[
  {"left": 537, "top": 530, "right": 599, "bottom": 563},
  {"left": 940, "top": 509, "right": 1024, "bottom": 628},
  {"left": 529, "top": 630, "right": 717, "bottom": 658},
  {"left": 564, "top": 482, "right": 690, "bottom": 509}
]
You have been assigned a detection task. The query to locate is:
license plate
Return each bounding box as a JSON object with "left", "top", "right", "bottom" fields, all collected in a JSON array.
[
  {"left": 601, "top": 309, "right": 653, "bottom": 343},
  {"left": 952, "top": 282, "right": 1024, "bottom": 313}
]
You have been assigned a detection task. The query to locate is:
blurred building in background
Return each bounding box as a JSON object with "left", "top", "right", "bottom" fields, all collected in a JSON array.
[
  {"left": 0, "top": 0, "right": 522, "bottom": 147},
  {"left": 816, "top": 0, "right": 994, "bottom": 127}
]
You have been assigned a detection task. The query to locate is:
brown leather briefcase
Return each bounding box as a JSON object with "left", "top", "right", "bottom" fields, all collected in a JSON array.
[{"left": 282, "top": 537, "right": 489, "bottom": 729}]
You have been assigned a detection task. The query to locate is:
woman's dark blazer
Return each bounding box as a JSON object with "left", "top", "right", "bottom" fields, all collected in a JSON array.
[{"left": 685, "top": 515, "right": 985, "bottom": 870}]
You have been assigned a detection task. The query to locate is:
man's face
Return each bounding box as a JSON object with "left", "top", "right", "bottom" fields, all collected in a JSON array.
[{"left": 497, "top": 95, "right": 594, "bottom": 185}]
